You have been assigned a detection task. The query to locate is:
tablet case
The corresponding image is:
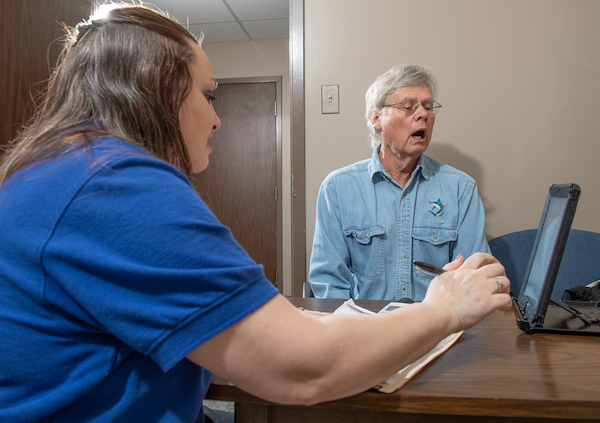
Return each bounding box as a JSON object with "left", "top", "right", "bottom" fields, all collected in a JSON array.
[{"left": 512, "top": 184, "right": 600, "bottom": 335}]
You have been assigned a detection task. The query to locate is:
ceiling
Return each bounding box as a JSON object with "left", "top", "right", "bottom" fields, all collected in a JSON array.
[{"left": 145, "top": 0, "right": 289, "bottom": 43}]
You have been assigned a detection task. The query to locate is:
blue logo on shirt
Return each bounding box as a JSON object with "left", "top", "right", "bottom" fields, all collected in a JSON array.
[{"left": 427, "top": 199, "right": 446, "bottom": 217}]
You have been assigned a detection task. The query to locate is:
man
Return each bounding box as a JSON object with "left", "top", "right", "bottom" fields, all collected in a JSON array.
[{"left": 309, "top": 64, "right": 489, "bottom": 301}]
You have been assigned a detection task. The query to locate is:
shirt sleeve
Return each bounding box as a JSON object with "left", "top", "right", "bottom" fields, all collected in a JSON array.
[
  {"left": 308, "top": 178, "right": 355, "bottom": 298},
  {"left": 454, "top": 181, "right": 491, "bottom": 258},
  {"left": 42, "top": 153, "right": 279, "bottom": 371}
]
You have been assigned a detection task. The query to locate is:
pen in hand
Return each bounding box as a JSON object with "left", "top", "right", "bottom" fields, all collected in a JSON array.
[{"left": 413, "top": 261, "right": 447, "bottom": 276}]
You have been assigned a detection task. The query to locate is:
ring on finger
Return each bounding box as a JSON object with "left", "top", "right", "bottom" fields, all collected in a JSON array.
[{"left": 495, "top": 277, "right": 503, "bottom": 293}]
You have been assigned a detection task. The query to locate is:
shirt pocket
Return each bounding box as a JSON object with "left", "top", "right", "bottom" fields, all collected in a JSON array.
[
  {"left": 343, "top": 225, "right": 386, "bottom": 280},
  {"left": 412, "top": 227, "right": 458, "bottom": 281}
]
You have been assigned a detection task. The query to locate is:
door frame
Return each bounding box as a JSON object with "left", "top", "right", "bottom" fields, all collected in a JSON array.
[
  {"left": 290, "top": 0, "right": 305, "bottom": 297},
  {"left": 210, "top": 1, "right": 306, "bottom": 296},
  {"left": 216, "top": 76, "right": 283, "bottom": 292}
]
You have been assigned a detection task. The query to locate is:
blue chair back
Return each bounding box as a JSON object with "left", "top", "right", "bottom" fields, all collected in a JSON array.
[{"left": 489, "top": 229, "right": 600, "bottom": 298}]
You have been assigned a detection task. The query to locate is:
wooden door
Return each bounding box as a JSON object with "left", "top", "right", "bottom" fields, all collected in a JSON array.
[
  {"left": 1, "top": 0, "right": 92, "bottom": 147},
  {"left": 192, "top": 81, "right": 279, "bottom": 287}
]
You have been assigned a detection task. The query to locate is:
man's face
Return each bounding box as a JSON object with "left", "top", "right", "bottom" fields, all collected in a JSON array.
[{"left": 370, "top": 85, "right": 436, "bottom": 160}]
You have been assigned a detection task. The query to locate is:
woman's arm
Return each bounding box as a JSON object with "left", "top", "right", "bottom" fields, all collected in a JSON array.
[{"left": 187, "top": 253, "right": 511, "bottom": 405}]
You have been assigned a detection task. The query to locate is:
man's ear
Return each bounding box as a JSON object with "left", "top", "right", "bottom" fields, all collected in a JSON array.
[{"left": 370, "top": 109, "right": 382, "bottom": 132}]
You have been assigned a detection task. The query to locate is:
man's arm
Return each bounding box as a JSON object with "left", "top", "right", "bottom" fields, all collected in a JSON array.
[
  {"left": 187, "top": 253, "right": 511, "bottom": 405},
  {"left": 309, "top": 182, "right": 355, "bottom": 298},
  {"left": 454, "top": 182, "right": 490, "bottom": 258}
]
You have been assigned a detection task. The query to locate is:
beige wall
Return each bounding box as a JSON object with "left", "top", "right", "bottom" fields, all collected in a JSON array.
[
  {"left": 205, "top": 1, "right": 600, "bottom": 293},
  {"left": 304, "top": 0, "right": 600, "bottom": 268},
  {"left": 202, "top": 39, "right": 293, "bottom": 295}
]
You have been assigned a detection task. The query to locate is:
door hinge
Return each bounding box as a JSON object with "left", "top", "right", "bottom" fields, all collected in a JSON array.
[
  {"left": 275, "top": 101, "right": 277, "bottom": 116},
  {"left": 275, "top": 186, "right": 278, "bottom": 202},
  {"left": 275, "top": 271, "right": 279, "bottom": 287}
]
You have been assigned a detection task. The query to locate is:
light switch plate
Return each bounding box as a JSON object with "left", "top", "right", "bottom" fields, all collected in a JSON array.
[{"left": 321, "top": 85, "right": 339, "bottom": 114}]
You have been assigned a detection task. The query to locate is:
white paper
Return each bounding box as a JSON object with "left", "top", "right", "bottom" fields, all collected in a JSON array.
[
  {"left": 330, "top": 300, "right": 463, "bottom": 393},
  {"left": 332, "top": 299, "right": 376, "bottom": 315}
]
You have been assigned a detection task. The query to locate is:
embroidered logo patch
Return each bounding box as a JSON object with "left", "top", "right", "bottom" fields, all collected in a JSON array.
[{"left": 427, "top": 199, "right": 446, "bottom": 218}]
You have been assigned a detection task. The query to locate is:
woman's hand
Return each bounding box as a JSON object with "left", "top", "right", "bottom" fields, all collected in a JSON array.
[{"left": 424, "top": 253, "right": 512, "bottom": 333}]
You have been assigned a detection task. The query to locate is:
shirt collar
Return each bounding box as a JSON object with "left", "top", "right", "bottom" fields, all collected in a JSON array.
[{"left": 368, "top": 144, "right": 431, "bottom": 184}]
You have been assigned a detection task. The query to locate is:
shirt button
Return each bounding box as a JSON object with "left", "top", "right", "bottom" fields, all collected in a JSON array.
[
  {"left": 401, "top": 254, "right": 406, "bottom": 259},
  {"left": 364, "top": 236, "right": 369, "bottom": 241},
  {"left": 401, "top": 285, "right": 406, "bottom": 291},
  {"left": 433, "top": 236, "right": 438, "bottom": 242}
]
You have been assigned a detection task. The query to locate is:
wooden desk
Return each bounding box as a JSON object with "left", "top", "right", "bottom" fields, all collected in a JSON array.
[{"left": 206, "top": 298, "right": 600, "bottom": 422}]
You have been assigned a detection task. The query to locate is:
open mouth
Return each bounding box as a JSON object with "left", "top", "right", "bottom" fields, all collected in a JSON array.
[{"left": 411, "top": 129, "right": 427, "bottom": 139}]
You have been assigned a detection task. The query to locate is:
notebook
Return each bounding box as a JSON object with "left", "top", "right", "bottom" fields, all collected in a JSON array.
[{"left": 513, "top": 183, "right": 600, "bottom": 335}]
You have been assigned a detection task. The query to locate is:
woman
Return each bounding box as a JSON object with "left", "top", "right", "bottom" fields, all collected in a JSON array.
[{"left": 0, "top": 4, "right": 511, "bottom": 422}]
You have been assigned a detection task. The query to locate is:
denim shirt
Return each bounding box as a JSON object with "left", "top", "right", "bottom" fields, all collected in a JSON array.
[{"left": 309, "top": 145, "right": 490, "bottom": 301}]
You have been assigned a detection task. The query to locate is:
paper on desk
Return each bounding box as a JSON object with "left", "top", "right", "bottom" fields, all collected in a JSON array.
[
  {"left": 375, "top": 330, "right": 463, "bottom": 393},
  {"left": 332, "top": 299, "right": 463, "bottom": 394},
  {"left": 332, "top": 299, "right": 376, "bottom": 315}
]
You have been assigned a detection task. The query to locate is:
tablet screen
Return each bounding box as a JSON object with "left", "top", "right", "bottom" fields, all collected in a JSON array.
[{"left": 522, "top": 196, "right": 568, "bottom": 307}]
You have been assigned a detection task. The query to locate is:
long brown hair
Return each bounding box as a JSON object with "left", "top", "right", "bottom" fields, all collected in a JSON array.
[{"left": 0, "top": 4, "right": 200, "bottom": 183}]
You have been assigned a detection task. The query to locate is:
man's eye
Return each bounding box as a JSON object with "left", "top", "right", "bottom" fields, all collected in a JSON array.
[
  {"left": 205, "top": 95, "right": 216, "bottom": 105},
  {"left": 422, "top": 102, "right": 433, "bottom": 111},
  {"left": 401, "top": 101, "right": 416, "bottom": 111}
]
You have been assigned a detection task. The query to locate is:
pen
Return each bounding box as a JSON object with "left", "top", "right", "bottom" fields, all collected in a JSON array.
[{"left": 413, "top": 261, "right": 446, "bottom": 276}]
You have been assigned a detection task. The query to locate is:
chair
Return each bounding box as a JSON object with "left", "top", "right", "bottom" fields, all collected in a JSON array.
[
  {"left": 302, "top": 281, "right": 314, "bottom": 298},
  {"left": 488, "top": 229, "right": 600, "bottom": 298}
]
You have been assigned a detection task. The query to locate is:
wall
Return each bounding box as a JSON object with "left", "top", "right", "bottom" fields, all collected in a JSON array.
[
  {"left": 304, "top": 0, "right": 600, "bottom": 267},
  {"left": 202, "top": 39, "right": 292, "bottom": 295}
]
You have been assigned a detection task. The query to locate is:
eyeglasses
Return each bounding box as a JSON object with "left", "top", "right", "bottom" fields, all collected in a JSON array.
[{"left": 382, "top": 100, "right": 442, "bottom": 115}]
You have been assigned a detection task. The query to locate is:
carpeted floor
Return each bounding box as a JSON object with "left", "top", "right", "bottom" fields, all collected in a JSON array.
[{"left": 201, "top": 400, "right": 234, "bottom": 423}]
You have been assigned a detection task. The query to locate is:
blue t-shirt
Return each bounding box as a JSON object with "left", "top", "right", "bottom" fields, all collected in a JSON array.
[{"left": 0, "top": 137, "right": 278, "bottom": 422}]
